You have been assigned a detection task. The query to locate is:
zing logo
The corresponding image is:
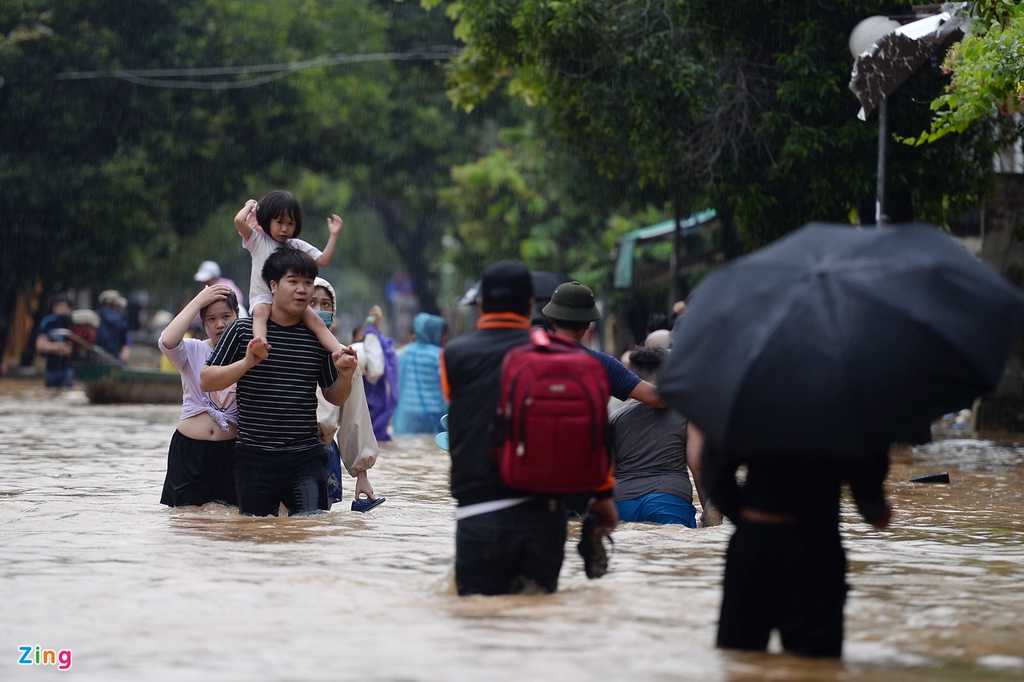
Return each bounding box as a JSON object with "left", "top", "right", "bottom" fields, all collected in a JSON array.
[{"left": 18, "top": 646, "right": 72, "bottom": 671}]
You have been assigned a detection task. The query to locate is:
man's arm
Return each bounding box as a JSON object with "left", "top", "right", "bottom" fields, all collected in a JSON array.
[
  {"left": 36, "top": 331, "right": 72, "bottom": 357},
  {"left": 587, "top": 496, "right": 619, "bottom": 537},
  {"left": 701, "top": 438, "right": 743, "bottom": 523},
  {"left": 628, "top": 379, "right": 668, "bottom": 408},
  {"left": 849, "top": 449, "right": 892, "bottom": 529},
  {"left": 200, "top": 338, "right": 263, "bottom": 391},
  {"left": 685, "top": 422, "right": 709, "bottom": 508}
]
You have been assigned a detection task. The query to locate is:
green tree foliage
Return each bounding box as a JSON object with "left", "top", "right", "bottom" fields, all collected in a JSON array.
[
  {"left": 911, "top": 1, "right": 1024, "bottom": 145},
  {"left": 0, "top": 0, "right": 387, "bottom": 351},
  {"left": 439, "top": 115, "right": 639, "bottom": 285},
  {"left": 343, "top": 0, "right": 496, "bottom": 315},
  {"left": 0, "top": 0, "right": 492, "bottom": 359},
  {"left": 424, "top": 0, "right": 999, "bottom": 249}
]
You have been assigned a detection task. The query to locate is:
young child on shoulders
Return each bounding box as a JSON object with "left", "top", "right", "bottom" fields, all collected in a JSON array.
[{"left": 234, "top": 189, "right": 346, "bottom": 358}]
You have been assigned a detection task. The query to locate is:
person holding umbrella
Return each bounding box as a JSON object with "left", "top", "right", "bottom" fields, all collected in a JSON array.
[
  {"left": 658, "top": 222, "right": 1024, "bottom": 658},
  {"left": 705, "top": 442, "right": 891, "bottom": 657}
]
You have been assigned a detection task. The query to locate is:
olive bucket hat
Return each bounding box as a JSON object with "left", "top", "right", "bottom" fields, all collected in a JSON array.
[{"left": 542, "top": 281, "right": 601, "bottom": 323}]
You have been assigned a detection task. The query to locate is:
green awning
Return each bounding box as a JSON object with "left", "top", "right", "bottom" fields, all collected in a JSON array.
[{"left": 613, "top": 209, "right": 717, "bottom": 288}]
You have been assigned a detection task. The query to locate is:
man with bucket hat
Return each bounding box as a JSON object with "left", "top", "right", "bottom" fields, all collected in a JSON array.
[
  {"left": 542, "top": 281, "right": 665, "bottom": 409},
  {"left": 440, "top": 261, "right": 618, "bottom": 595}
]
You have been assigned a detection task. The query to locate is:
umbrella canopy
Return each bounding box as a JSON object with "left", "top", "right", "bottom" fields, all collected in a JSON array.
[
  {"left": 849, "top": 6, "right": 968, "bottom": 121},
  {"left": 458, "top": 271, "right": 568, "bottom": 306},
  {"left": 658, "top": 223, "right": 1024, "bottom": 460}
]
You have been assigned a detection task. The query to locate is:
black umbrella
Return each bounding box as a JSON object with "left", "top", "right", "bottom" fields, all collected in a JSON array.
[
  {"left": 849, "top": 7, "right": 967, "bottom": 121},
  {"left": 658, "top": 223, "right": 1024, "bottom": 460},
  {"left": 458, "top": 271, "right": 568, "bottom": 306}
]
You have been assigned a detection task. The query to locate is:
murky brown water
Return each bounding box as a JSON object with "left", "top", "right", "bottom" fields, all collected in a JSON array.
[{"left": 1, "top": 377, "right": 1022, "bottom": 681}]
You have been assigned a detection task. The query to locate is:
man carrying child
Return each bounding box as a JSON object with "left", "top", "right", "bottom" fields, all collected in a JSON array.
[{"left": 201, "top": 247, "right": 358, "bottom": 516}]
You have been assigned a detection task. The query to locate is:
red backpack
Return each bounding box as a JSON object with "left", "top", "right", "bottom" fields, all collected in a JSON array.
[{"left": 492, "top": 328, "right": 612, "bottom": 493}]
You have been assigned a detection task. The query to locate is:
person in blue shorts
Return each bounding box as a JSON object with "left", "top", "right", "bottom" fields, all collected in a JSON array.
[{"left": 609, "top": 346, "right": 708, "bottom": 526}]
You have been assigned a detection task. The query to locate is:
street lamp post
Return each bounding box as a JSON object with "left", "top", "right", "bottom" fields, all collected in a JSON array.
[{"left": 849, "top": 16, "right": 900, "bottom": 225}]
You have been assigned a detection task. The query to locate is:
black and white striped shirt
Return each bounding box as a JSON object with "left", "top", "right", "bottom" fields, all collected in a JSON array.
[{"left": 207, "top": 318, "right": 338, "bottom": 451}]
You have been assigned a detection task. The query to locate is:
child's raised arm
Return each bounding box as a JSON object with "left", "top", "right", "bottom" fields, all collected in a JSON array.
[
  {"left": 315, "top": 214, "right": 343, "bottom": 268},
  {"left": 234, "top": 199, "right": 259, "bottom": 240}
]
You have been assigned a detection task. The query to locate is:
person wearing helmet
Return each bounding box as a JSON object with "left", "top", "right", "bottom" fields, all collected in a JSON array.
[{"left": 541, "top": 281, "right": 666, "bottom": 409}]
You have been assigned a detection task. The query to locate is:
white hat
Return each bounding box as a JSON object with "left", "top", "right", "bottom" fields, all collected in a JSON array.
[
  {"left": 313, "top": 277, "right": 336, "bottom": 306},
  {"left": 99, "top": 289, "right": 126, "bottom": 308},
  {"left": 150, "top": 310, "right": 174, "bottom": 328},
  {"left": 194, "top": 260, "right": 221, "bottom": 282},
  {"left": 71, "top": 309, "right": 101, "bottom": 327}
]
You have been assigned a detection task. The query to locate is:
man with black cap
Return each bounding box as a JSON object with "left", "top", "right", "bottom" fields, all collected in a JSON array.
[
  {"left": 542, "top": 281, "right": 666, "bottom": 408},
  {"left": 440, "top": 261, "right": 618, "bottom": 595}
]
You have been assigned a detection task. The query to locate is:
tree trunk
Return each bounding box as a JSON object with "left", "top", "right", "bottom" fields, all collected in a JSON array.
[{"left": 365, "top": 194, "right": 441, "bottom": 316}]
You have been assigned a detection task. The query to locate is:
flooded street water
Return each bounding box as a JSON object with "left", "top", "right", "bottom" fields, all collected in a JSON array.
[{"left": 1, "top": 377, "right": 1023, "bottom": 681}]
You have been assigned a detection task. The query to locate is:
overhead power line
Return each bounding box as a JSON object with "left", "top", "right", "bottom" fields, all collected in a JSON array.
[{"left": 4, "top": 46, "right": 461, "bottom": 90}]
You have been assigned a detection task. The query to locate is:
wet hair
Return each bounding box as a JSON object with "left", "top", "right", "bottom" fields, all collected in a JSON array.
[
  {"left": 262, "top": 246, "right": 318, "bottom": 288},
  {"left": 256, "top": 189, "right": 304, "bottom": 239},
  {"left": 627, "top": 345, "right": 667, "bottom": 380},
  {"left": 199, "top": 290, "right": 239, "bottom": 320}
]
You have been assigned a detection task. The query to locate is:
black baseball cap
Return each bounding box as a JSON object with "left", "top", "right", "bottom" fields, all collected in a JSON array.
[{"left": 480, "top": 261, "right": 534, "bottom": 312}]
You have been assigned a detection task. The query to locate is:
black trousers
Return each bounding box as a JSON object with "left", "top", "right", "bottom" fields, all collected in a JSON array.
[
  {"left": 455, "top": 498, "right": 567, "bottom": 596},
  {"left": 717, "top": 522, "right": 848, "bottom": 658},
  {"left": 234, "top": 444, "right": 328, "bottom": 516}
]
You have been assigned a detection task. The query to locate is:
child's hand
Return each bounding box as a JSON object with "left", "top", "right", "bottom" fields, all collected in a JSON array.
[
  {"left": 234, "top": 199, "right": 260, "bottom": 234},
  {"left": 327, "top": 214, "right": 343, "bottom": 236},
  {"left": 245, "top": 206, "right": 259, "bottom": 232},
  {"left": 332, "top": 348, "right": 358, "bottom": 379}
]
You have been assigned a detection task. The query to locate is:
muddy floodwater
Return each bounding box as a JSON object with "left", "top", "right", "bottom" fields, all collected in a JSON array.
[{"left": 1, "top": 378, "right": 1023, "bottom": 681}]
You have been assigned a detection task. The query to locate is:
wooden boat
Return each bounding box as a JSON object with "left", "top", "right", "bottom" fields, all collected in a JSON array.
[{"left": 74, "top": 364, "right": 183, "bottom": 404}]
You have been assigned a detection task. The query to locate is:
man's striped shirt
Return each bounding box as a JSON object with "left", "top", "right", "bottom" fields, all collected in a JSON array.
[{"left": 207, "top": 318, "right": 338, "bottom": 451}]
